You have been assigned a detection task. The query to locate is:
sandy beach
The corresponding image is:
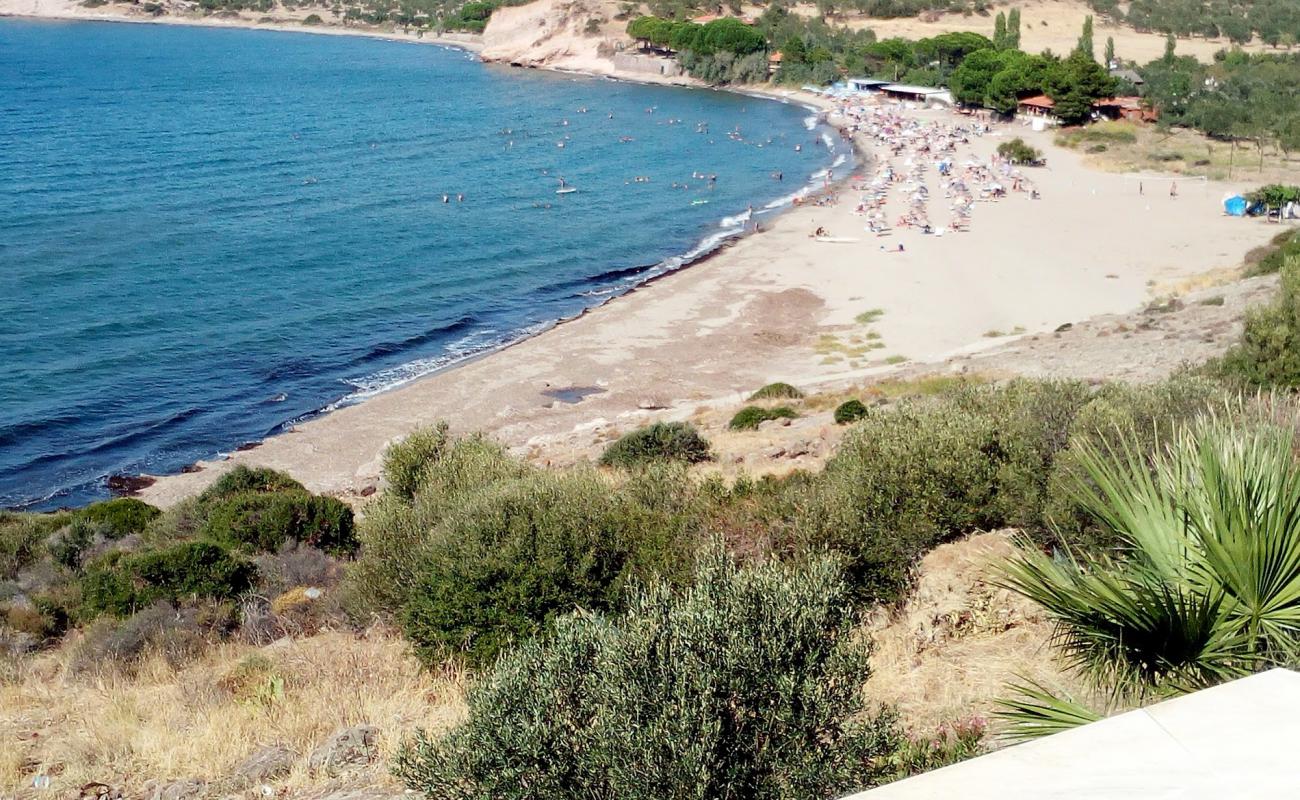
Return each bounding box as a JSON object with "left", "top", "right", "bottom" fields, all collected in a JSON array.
[
  {"left": 92, "top": 82, "right": 1273, "bottom": 507},
  {"left": 2, "top": 6, "right": 1284, "bottom": 507},
  {"left": 0, "top": 0, "right": 485, "bottom": 51}
]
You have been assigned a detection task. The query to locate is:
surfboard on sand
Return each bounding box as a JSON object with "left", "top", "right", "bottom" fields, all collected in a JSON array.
[{"left": 814, "top": 236, "right": 859, "bottom": 243}]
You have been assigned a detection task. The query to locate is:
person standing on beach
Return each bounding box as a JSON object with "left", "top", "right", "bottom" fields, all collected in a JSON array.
[{"left": 1170, "top": 182, "right": 1177, "bottom": 198}]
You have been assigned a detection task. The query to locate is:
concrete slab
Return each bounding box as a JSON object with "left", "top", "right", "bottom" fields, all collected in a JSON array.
[{"left": 845, "top": 669, "right": 1300, "bottom": 800}]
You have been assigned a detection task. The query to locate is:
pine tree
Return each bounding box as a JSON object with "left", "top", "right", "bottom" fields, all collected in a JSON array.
[
  {"left": 994, "top": 11, "right": 1007, "bottom": 49},
  {"left": 1104, "top": 35, "right": 1115, "bottom": 66},
  {"left": 1163, "top": 33, "right": 1176, "bottom": 64},
  {"left": 1077, "top": 15, "right": 1094, "bottom": 60},
  {"left": 1007, "top": 7, "right": 1021, "bottom": 50}
]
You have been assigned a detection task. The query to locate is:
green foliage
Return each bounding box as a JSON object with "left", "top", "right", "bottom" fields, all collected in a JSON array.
[
  {"left": 383, "top": 423, "right": 452, "bottom": 502},
  {"left": 1119, "top": 0, "right": 1300, "bottom": 44},
  {"left": 1215, "top": 256, "right": 1300, "bottom": 388},
  {"left": 728, "top": 405, "right": 798, "bottom": 430},
  {"left": 749, "top": 381, "right": 805, "bottom": 400},
  {"left": 1246, "top": 184, "right": 1300, "bottom": 209},
  {"left": 1076, "top": 14, "right": 1095, "bottom": 60},
  {"left": 202, "top": 490, "right": 357, "bottom": 556},
  {"left": 1046, "top": 50, "right": 1119, "bottom": 124},
  {"left": 834, "top": 399, "right": 870, "bottom": 425},
  {"left": 393, "top": 547, "right": 902, "bottom": 800},
  {"left": 1245, "top": 229, "right": 1300, "bottom": 277},
  {"left": 351, "top": 434, "right": 701, "bottom": 666},
  {"left": 792, "top": 399, "right": 1004, "bottom": 603},
  {"left": 996, "top": 137, "right": 1042, "bottom": 164},
  {"left": 303, "top": 13, "right": 323, "bottom": 23},
  {"left": 198, "top": 465, "right": 305, "bottom": 505},
  {"left": 80, "top": 541, "right": 255, "bottom": 619},
  {"left": 74, "top": 498, "right": 160, "bottom": 539},
  {"left": 888, "top": 716, "right": 987, "bottom": 778},
  {"left": 397, "top": 470, "right": 644, "bottom": 665},
  {"left": 999, "top": 415, "right": 1300, "bottom": 700},
  {"left": 1140, "top": 50, "right": 1300, "bottom": 149},
  {"left": 995, "top": 681, "right": 1103, "bottom": 742},
  {"left": 346, "top": 434, "right": 529, "bottom": 619},
  {"left": 0, "top": 512, "right": 65, "bottom": 579},
  {"left": 599, "top": 422, "right": 713, "bottom": 468}
]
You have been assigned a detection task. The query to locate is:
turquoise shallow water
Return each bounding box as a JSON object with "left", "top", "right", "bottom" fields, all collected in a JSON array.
[{"left": 0, "top": 19, "right": 841, "bottom": 509}]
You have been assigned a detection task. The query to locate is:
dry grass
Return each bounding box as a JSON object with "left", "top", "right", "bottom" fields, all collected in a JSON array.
[
  {"left": 1059, "top": 121, "right": 1300, "bottom": 184},
  {"left": 864, "top": 531, "right": 1087, "bottom": 735},
  {"left": 0, "top": 627, "right": 465, "bottom": 798}
]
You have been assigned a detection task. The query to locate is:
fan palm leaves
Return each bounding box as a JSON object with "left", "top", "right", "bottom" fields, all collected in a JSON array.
[{"left": 996, "top": 413, "right": 1300, "bottom": 734}]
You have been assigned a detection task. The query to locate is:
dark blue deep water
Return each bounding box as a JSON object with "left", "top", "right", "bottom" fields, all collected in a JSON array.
[{"left": 0, "top": 19, "right": 840, "bottom": 509}]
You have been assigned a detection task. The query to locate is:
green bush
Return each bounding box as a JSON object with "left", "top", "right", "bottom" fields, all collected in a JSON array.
[
  {"left": 1245, "top": 230, "right": 1300, "bottom": 277},
  {"left": 397, "top": 469, "right": 694, "bottom": 666},
  {"left": 203, "top": 490, "right": 356, "bottom": 556},
  {"left": 0, "top": 512, "right": 62, "bottom": 579},
  {"left": 834, "top": 399, "right": 869, "bottom": 424},
  {"left": 598, "top": 422, "right": 712, "bottom": 468},
  {"left": 75, "top": 498, "right": 160, "bottom": 538},
  {"left": 197, "top": 465, "right": 305, "bottom": 505},
  {"left": 1039, "top": 376, "right": 1223, "bottom": 552},
  {"left": 748, "top": 381, "right": 804, "bottom": 400},
  {"left": 303, "top": 12, "right": 323, "bottom": 23},
  {"left": 997, "top": 137, "right": 1042, "bottom": 165},
  {"left": 728, "top": 405, "right": 798, "bottom": 430},
  {"left": 346, "top": 434, "right": 530, "bottom": 619},
  {"left": 80, "top": 541, "right": 256, "bottom": 619},
  {"left": 793, "top": 401, "right": 1005, "bottom": 603},
  {"left": 1216, "top": 257, "right": 1300, "bottom": 389},
  {"left": 393, "top": 547, "right": 901, "bottom": 800},
  {"left": 382, "top": 423, "right": 452, "bottom": 502}
]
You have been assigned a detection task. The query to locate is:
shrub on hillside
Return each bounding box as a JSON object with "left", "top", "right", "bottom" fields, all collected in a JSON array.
[
  {"left": 80, "top": 541, "right": 256, "bottom": 619},
  {"left": 748, "top": 381, "right": 804, "bottom": 400},
  {"left": 202, "top": 490, "right": 356, "bottom": 556},
  {"left": 197, "top": 465, "right": 305, "bottom": 505},
  {"left": 383, "top": 423, "right": 453, "bottom": 502},
  {"left": 66, "top": 600, "right": 229, "bottom": 675},
  {"left": 0, "top": 512, "right": 62, "bottom": 579},
  {"left": 728, "top": 405, "right": 798, "bottom": 430},
  {"left": 346, "top": 433, "right": 530, "bottom": 618},
  {"left": 393, "top": 547, "right": 901, "bottom": 800},
  {"left": 598, "top": 422, "right": 712, "bottom": 468},
  {"left": 792, "top": 401, "right": 1005, "bottom": 603},
  {"left": 1039, "top": 376, "right": 1232, "bottom": 552},
  {"left": 397, "top": 469, "right": 696, "bottom": 666},
  {"left": 834, "top": 399, "right": 869, "bottom": 424},
  {"left": 1245, "top": 230, "right": 1300, "bottom": 277},
  {"left": 75, "top": 498, "right": 160, "bottom": 538},
  {"left": 1214, "top": 256, "right": 1300, "bottom": 389}
]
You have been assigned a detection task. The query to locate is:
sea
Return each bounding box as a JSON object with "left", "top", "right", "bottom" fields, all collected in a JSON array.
[{"left": 0, "top": 18, "right": 844, "bottom": 510}]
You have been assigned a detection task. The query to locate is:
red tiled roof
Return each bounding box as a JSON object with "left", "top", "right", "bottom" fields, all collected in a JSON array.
[
  {"left": 769, "top": 50, "right": 783, "bottom": 62},
  {"left": 1018, "top": 94, "right": 1055, "bottom": 109}
]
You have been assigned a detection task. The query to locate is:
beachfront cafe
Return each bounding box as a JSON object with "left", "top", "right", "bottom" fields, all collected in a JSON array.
[
  {"left": 879, "top": 84, "right": 953, "bottom": 106},
  {"left": 846, "top": 77, "right": 890, "bottom": 93}
]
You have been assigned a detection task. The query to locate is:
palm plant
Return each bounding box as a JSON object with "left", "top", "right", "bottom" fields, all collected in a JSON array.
[{"left": 996, "top": 414, "right": 1300, "bottom": 735}]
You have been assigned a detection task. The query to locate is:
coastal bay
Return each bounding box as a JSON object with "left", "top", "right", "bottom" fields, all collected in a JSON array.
[{"left": 135, "top": 91, "right": 1277, "bottom": 506}]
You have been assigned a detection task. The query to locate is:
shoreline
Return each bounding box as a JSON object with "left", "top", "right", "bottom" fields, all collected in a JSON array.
[
  {"left": 3, "top": 9, "right": 1286, "bottom": 509},
  {"left": 0, "top": 4, "right": 487, "bottom": 51}
]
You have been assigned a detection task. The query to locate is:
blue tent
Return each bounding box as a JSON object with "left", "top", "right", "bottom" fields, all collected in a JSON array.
[{"left": 1224, "top": 195, "right": 1247, "bottom": 216}]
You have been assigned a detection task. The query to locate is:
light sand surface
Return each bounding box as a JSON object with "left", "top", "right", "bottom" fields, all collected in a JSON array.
[
  {"left": 0, "top": 0, "right": 485, "bottom": 50},
  {"left": 821, "top": 0, "right": 1292, "bottom": 64},
  {"left": 127, "top": 89, "right": 1279, "bottom": 507}
]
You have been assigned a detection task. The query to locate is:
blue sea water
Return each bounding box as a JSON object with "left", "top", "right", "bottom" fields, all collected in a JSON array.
[{"left": 0, "top": 19, "right": 841, "bottom": 509}]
